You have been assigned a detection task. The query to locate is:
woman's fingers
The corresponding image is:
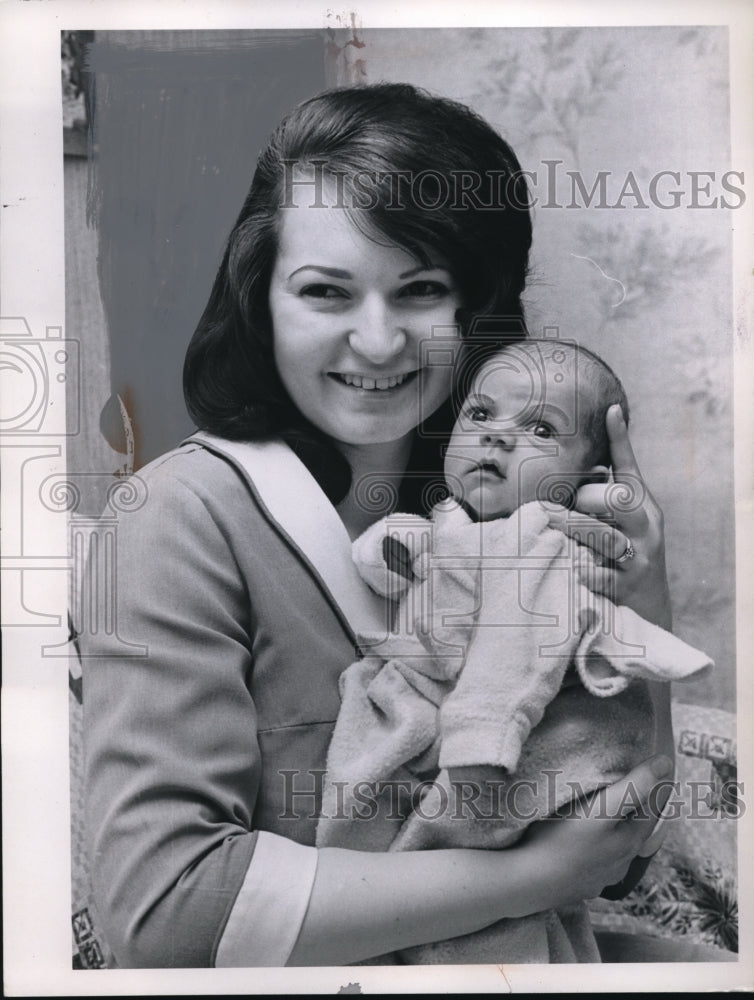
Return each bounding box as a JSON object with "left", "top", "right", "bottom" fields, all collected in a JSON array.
[
  {"left": 565, "top": 756, "right": 673, "bottom": 888},
  {"left": 606, "top": 403, "right": 641, "bottom": 483},
  {"left": 561, "top": 755, "right": 673, "bottom": 832},
  {"left": 550, "top": 409, "right": 654, "bottom": 547},
  {"left": 572, "top": 481, "right": 650, "bottom": 533},
  {"left": 575, "top": 561, "right": 620, "bottom": 599},
  {"left": 637, "top": 812, "right": 671, "bottom": 858},
  {"left": 564, "top": 480, "right": 651, "bottom": 548},
  {"left": 603, "top": 407, "right": 663, "bottom": 540},
  {"left": 547, "top": 508, "right": 633, "bottom": 564},
  {"left": 600, "top": 755, "right": 674, "bottom": 846},
  {"left": 550, "top": 503, "right": 669, "bottom": 622},
  {"left": 522, "top": 755, "right": 675, "bottom": 902}
]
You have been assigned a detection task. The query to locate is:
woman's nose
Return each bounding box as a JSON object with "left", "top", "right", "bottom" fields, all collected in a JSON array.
[{"left": 347, "top": 298, "right": 407, "bottom": 364}]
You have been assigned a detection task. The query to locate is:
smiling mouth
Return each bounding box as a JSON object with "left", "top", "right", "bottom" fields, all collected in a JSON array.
[{"left": 330, "top": 371, "right": 419, "bottom": 391}]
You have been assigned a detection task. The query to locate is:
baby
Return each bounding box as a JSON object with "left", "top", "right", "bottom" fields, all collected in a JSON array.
[{"left": 316, "top": 340, "right": 712, "bottom": 964}]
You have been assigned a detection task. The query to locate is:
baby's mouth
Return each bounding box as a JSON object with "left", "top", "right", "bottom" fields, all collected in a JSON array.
[
  {"left": 475, "top": 460, "right": 506, "bottom": 480},
  {"left": 329, "top": 370, "right": 419, "bottom": 391}
]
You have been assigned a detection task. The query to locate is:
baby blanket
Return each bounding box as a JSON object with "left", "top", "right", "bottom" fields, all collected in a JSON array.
[{"left": 316, "top": 501, "right": 712, "bottom": 963}]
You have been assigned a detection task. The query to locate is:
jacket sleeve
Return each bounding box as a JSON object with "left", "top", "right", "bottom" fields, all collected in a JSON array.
[{"left": 79, "top": 466, "right": 317, "bottom": 967}]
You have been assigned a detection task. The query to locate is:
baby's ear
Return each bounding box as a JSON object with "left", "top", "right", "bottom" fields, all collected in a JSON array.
[{"left": 583, "top": 464, "right": 610, "bottom": 485}]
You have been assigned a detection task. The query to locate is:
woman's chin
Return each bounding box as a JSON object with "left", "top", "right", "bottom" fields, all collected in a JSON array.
[{"left": 330, "top": 422, "right": 417, "bottom": 451}]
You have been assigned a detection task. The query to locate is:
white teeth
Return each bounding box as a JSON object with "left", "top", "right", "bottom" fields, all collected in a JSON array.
[{"left": 338, "top": 372, "right": 412, "bottom": 390}]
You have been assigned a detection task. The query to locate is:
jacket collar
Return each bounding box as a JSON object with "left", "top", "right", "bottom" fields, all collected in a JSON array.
[{"left": 186, "top": 432, "right": 389, "bottom": 640}]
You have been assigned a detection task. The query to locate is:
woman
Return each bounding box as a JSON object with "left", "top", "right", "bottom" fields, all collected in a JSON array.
[{"left": 81, "top": 83, "right": 674, "bottom": 968}]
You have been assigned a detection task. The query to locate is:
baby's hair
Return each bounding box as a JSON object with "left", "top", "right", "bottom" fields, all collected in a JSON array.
[
  {"left": 456, "top": 340, "right": 629, "bottom": 469},
  {"left": 571, "top": 344, "right": 629, "bottom": 467}
]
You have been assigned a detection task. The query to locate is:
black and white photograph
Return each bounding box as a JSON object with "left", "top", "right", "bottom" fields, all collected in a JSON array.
[{"left": 2, "top": 1, "right": 752, "bottom": 994}]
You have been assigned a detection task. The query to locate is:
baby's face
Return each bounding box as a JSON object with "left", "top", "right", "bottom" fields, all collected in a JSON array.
[{"left": 444, "top": 350, "right": 599, "bottom": 521}]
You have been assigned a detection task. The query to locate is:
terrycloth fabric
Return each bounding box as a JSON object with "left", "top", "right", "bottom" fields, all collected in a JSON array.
[{"left": 316, "top": 500, "right": 713, "bottom": 964}]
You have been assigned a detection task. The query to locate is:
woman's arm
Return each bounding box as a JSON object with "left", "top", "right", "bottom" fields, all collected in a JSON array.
[
  {"left": 288, "top": 754, "right": 672, "bottom": 966},
  {"left": 81, "top": 464, "right": 266, "bottom": 967},
  {"left": 551, "top": 406, "right": 677, "bottom": 835},
  {"left": 547, "top": 407, "right": 677, "bottom": 876}
]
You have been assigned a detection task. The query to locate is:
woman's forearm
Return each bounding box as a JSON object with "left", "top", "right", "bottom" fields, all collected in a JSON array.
[
  {"left": 288, "top": 751, "right": 674, "bottom": 967},
  {"left": 287, "top": 843, "right": 558, "bottom": 966}
]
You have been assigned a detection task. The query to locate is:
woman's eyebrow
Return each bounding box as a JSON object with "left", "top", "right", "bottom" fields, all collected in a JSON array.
[
  {"left": 288, "top": 265, "right": 352, "bottom": 279},
  {"left": 287, "top": 263, "right": 450, "bottom": 280},
  {"left": 399, "top": 264, "right": 449, "bottom": 278}
]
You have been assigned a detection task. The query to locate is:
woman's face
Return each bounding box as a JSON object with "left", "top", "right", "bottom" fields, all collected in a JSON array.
[{"left": 268, "top": 201, "right": 462, "bottom": 450}]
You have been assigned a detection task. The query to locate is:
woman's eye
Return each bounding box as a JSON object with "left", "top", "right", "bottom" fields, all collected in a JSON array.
[
  {"left": 467, "top": 406, "right": 489, "bottom": 422},
  {"left": 400, "top": 280, "right": 449, "bottom": 299},
  {"left": 532, "top": 423, "right": 554, "bottom": 439},
  {"left": 300, "top": 283, "right": 346, "bottom": 300}
]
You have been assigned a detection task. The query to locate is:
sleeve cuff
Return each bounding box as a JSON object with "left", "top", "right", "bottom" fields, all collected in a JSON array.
[{"left": 214, "top": 831, "right": 319, "bottom": 967}]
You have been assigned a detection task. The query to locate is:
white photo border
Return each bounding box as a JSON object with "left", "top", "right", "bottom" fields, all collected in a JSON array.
[{"left": 1, "top": 0, "right": 752, "bottom": 995}]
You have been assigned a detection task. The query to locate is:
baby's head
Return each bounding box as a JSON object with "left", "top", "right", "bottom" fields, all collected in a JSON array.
[{"left": 444, "top": 340, "right": 629, "bottom": 521}]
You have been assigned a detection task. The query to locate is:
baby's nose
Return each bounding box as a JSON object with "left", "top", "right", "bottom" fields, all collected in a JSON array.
[{"left": 481, "top": 427, "right": 516, "bottom": 451}]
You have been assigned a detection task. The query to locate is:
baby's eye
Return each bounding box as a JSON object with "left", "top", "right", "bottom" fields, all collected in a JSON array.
[
  {"left": 467, "top": 405, "right": 490, "bottom": 422},
  {"left": 531, "top": 423, "right": 555, "bottom": 439},
  {"left": 300, "top": 283, "right": 347, "bottom": 300}
]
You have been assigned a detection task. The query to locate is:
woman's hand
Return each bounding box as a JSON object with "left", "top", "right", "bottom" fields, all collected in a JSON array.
[
  {"left": 517, "top": 754, "right": 674, "bottom": 911},
  {"left": 549, "top": 404, "right": 672, "bottom": 629},
  {"left": 289, "top": 755, "right": 674, "bottom": 965}
]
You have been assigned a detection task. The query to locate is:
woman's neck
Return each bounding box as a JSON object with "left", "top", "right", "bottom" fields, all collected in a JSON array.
[{"left": 335, "top": 435, "right": 414, "bottom": 540}]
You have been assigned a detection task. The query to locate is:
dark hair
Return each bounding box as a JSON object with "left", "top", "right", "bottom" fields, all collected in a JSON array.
[{"left": 183, "top": 82, "right": 533, "bottom": 508}]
